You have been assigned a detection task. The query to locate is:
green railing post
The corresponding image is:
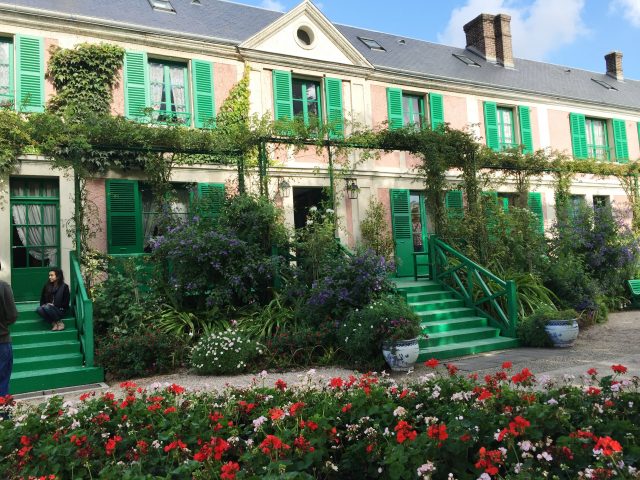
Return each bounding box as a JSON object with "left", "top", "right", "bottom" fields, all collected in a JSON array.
[
  {"left": 69, "top": 251, "right": 95, "bottom": 368},
  {"left": 83, "top": 298, "right": 94, "bottom": 367},
  {"left": 467, "top": 266, "right": 475, "bottom": 309},
  {"left": 428, "top": 234, "right": 437, "bottom": 280},
  {"left": 506, "top": 279, "right": 518, "bottom": 337}
]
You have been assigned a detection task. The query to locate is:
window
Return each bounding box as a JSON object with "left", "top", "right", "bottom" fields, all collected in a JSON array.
[
  {"left": 148, "top": 60, "right": 190, "bottom": 125},
  {"left": 591, "top": 78, "right": 617, "bottom": 91},
  {"left": 387, "top": 88, "right": 444, "bottom": 131},
  {"left": 452, "top": 53, "right": 480, "bottom": 67},
  {"left": 148, "top": 0, "right": 175, "bottom": 12},
  {"left": 497, "top": 192, "right": 518, "bottom": 210},
  {"left": 484, "top": 102, "right": 533, "bottom": 153},
  {"left": 0, "top": 38, "right": 12, "bottom": 106},
  {"left": 357, "top": 37, "right": 385, "bottom": 51},
  {"left": 292, "top": 78, "right": 321, "bottom": 126},
  {"left": 593, "top": 195, "right": 610, "bottom": 209},
  {"left": 570, "top": 113, "right": 628, "bottom": 162},
  {"left": 0, "top": 35, "right": 44, "bottom": 112},
  {"left": 106, "top": 180, "right": 224, "bottom": 254},
  {"left": 585, "top": 117, "right": 609, "bottom": 160},
  {"left": 402, "top": 94, "right": 424, "bottom": 129},
  {"left": 497, "top": 107, "right": 516, "bottom": 149},
  {"left": 272, "top": 70, "right": 344, "bottom": 137},
  {"left": 124, "top": 51, "right": 215, "bottom": 128},
  {"left": 569, "top": 194, "right": 587, "bottom": 219}
]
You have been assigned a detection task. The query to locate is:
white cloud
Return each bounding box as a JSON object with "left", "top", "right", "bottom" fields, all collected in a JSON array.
[
  {"left": 611, "top": 0, "right": 640, "bottom": 27},
  {"left": 260, "top": 0, "right": 286, "bottom": 12},
  {"left": 437, "top": 0, "right": 587, "bottom": 61}
]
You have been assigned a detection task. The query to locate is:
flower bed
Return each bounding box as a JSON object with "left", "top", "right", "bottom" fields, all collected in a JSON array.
[{"left": 0, "top": 363, "right": 638, "bottom": 479}]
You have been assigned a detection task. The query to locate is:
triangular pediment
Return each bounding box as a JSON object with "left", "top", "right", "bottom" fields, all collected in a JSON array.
[{"left": 240, "top": 0, "right": 372, "bottom": 68}]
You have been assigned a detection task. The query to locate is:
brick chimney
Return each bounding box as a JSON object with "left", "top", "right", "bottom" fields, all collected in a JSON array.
[
  {"left": 493, "top": 14, "right": 514, "bottom": 68},
  {"left": 605, "top": 51, "right": 623, "bottom": 81},
  {"left": 464, "top": 13, "right": 496, "bottom": 63}
]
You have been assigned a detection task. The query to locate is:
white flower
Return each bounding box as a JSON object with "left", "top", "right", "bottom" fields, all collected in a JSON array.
[
  {"left": 252, "top": 416, "right": 267, "bottom": 431},
  {"left": 546, "top": 398, "right": 558, "bottom": 405},
  {"left": 325, "top": 208, "right": 334, "bottom": 214},
  {"left": 537, "top": 451, "right": 553, "bottom": 462},
  {"left": 309, "top": 206, "right": 318, "bottom": 213},
  {"left": 519, "top": 440, "right": 533, "bottom": 452},
  {"left": 260, "top": 370, "right": 268, "bottom": 379},
  {"left": 417, "top": 462, "right": 436, "bottom": 474},
  {"left": 393, "top": 406, "right": 407, "bottom": 417},
  {"left": 306, "top": 219, "right": 313, "bottom": 225},
  {"left": 477, "top": 474, "right": 491, "bottom": 480}
]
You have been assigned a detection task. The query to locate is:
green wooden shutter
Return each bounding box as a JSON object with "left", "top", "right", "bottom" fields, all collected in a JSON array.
[
  {"left": 124, "top": 51, "right": 149, "bottom": 120},
  {"left": 445, "top": 190, "right": 464, "bottom": 219},
  {"left": 106, "top": 180, "right": 142, "bottom": 254},
  {"left": 272, "top": 70, "right": 293, "bottom": 121},
  {"left": 484, "top": 102, "right": 499, "bottom": 151},
  {"left": 429, "top": 93, "right": 445, "bottom": 131},
  {"left": 528, "top": 192, "right": 544, "bottom": 233},
  {"left": 15, "top": 35, "right": 44, "bottom": 113},
  {"left": 324, "top": 77, "right": 344, "bottom": 138},
  {"left": 390, "top": 189, "right": 413, "bottom": 277},
  {"left": 569, "top": 112, "right": 588, "bottom": 159},
  {"left": 518, "top": 106, "right": 534, "bottom": 154},
  {"left": 612, "top": 119, "right": 629, "bottom": 163},
  {"left": 192, "top": 59, "right": 215, "bottom": 128},
  {"left": 386, "top": 87, "right": 403, "bottom": 130},
  {"left": 197, "top": 183, "right": 225, "bottom": 218}
]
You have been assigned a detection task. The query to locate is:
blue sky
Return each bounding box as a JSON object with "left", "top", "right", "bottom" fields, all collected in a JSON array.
[{"left": 234, "top": 0, "right": 640, "bottom": 81}]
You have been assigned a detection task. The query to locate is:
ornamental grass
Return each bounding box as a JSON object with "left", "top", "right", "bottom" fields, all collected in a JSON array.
[{"left": 0, "top": 363, "right": 638, "bottom": 479}]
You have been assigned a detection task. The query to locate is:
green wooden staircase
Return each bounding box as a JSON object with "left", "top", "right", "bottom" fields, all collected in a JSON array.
[
  {"left": 396, "top": 279, "right": 519, "bottom": 360},
  {"left": 8, "top": 252, "right": 103, "bottom": 395},
  {"left": 9, "top": 303, "right": 104, "bottom": 395}
]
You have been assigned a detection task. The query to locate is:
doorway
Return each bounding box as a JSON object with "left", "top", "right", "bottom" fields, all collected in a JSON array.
[
  {"left": 292, "top": 186, "right": 329, "bottom": 229},
  {"left": 9, "top": 178, "right": 61, "bottom": 301},
  {"left": 390, "top": 189, "right": 429, "bottom": 277}
]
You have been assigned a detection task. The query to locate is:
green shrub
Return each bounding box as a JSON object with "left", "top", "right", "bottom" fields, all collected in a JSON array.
[
  {"left": 338, "top": 295, "right": 420, "bottom": 370},
  {"left": 190, "top": 329, "right": 262, "bottom": 375},
  {"left": 517, "top": 307, "right": 578, "bottom": 348},
  {"left": 360, "top": 197, "right": 394, "bottom": 260},
  {"left": 152, "top": 305, "right": 229, "bottom": 344},
  {"left": 263, "top": 323, "right": 337, "bottom": 369},
  {"left": 95, "top": 328, "right": 183, "bottom": 379}
]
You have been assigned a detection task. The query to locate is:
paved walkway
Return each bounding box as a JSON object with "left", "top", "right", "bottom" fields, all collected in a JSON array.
[{"left": 15, "top": 310, "right": 640, "bottom": 404}]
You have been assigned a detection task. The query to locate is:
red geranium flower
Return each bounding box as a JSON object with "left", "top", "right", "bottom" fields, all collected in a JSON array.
[
  {"left": 220, "top": 461, "right": 240, "bottom": 480},
  {"left": 167, "top": 383, "right": 185, "bottom": 395},
  {"left": 502, "top": 361, "right": 512, "bottom": 369},
  {"left": 587, "top": 368, "right": 598, "bottom": 376},
  {"left": 427, "top": 423, "right": 448, "bottom": 442},
  {"left": 511, "top": 368, "right": 534, "bottom": 384},
  {"left": 424, "top": 358, "right": 439, "bottom": 368},
  {"left": 269, "top": 407, "right": 285, "bottom": 420},
  {"left": 395, "top": 420, "right": 417, "bottom": 444},
  {"left": 594, "top": 436, "right": 623, "bottom": 456},
  {"left": 275, "top": 379, "right": 287, "bottom": 391},
  {"left": 446, "top": 364, "right": 459, "bottom": 376},
  {"left": 329, "top": 377, "right": 344, "bottom": 389},
  {"left": 611, "top": 364, "right": 628, "bottom": 374},
  {"left": 260, "top": 434, "right": 290, "bottom": 456},
  {"left": 475, "top": 447, "right": 503, "bottom": 476}
]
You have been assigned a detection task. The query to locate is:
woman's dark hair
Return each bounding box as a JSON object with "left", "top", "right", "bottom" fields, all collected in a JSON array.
[{"left": 49, "top": 268, "right": 64, "bottom": 287}]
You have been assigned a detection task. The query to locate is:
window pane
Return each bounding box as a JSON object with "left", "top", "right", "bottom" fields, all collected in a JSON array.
[
  {"left": 307, "top": 101, "right": 319, "bottom": 117},
  {"left": 292, "top": 80, "right": 303, "bottom": 100},
  {"left": 168, "top": 65, "right": 187, "bottom": 115},
  {"left": 293, "top": 99, "right": 304, "bottom": 116},
  {"left": 305, "top": 83, "right": 317, "bottom": 101},
  {"left": 149, "top": 62, "right": 165, "bottom": 110},
  {"left": 0, "top": 41, "right": 9, "bottom": 98}
]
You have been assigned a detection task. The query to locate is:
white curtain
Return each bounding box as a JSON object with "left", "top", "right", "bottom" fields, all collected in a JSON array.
[
  {"left": 0, "top": 42, "right": 9, "bottom": 98},
  {"left": 141, "top": 188, "right": 157, "bottom": 247},
  {"left": 169, "top": 66, "right": 186, "bottom": 118},
  {"left": 149, "top": 62, "right": 165, "bottom": 111}
]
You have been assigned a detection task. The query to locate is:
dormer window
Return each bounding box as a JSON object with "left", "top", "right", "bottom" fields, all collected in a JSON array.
[
  {"left": 591, "top": 78, "right": 617, "bottom": 91},
  {"left": 453, "top": 53, "right": 480, "bottom": 67},
  {"left": 148, "top": 0, "right": 175, "bottom": 13}
]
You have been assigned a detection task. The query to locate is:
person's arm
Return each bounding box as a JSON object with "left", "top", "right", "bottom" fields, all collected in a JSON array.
[
  {"left": 2, "top": 284, "right": 18, "bottom": 326},
  {"left": 40, "top": 285, "right": 47, "bottom": 306}
]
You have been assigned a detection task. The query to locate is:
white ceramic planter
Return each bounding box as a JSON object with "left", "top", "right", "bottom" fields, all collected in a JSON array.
[
  {"left": 382, "top": 338, "right": 420, "bottom": 371},
  {"left": 544, "top": 319, "right": 579, "bottom": 347}
]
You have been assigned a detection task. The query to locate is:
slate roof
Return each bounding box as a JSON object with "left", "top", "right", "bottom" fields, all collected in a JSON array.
[{"left": 2, "top": 0, "right": 640, "bottom": 110}]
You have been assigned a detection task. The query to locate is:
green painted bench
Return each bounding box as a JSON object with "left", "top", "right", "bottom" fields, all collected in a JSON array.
[{"left": 628, "top": 280, "right": 640, "bottom": 308}]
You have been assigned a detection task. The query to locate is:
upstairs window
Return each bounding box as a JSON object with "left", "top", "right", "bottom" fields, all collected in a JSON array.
[
  {"left": 570, "top": 113, "right": 628, "bottom": 162},
  {"left": 585, "top": 117, "right": 609, "bottom": 160},
  {"left": 272, "top": 70, "right": 344, "bottom": 138},
  {"left": 387, "top": 87, "right": 444, "bottom": 131},
  {"left": 402, "top": 94, "right": 425, "bottom": 129},
  {"left": 0, "top": 35, "right": 44, "bottom": 112},
  {"left": 484, "top": 102, "right": 533, "bottom": 153},
  {"left": 0, "top": 38, "right": 12, "bottom": 106},
  {"left": 292, "top": 78, "right": 321, "bottom": 126},
  {"left": 149, "top": 60, "right": 190, "bottom": 125}
]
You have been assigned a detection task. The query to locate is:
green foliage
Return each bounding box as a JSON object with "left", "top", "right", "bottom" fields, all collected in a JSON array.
[
  {"left": 511, "top": 272, "right": 559, "bottom": 318},
  {"left": 295, "top": 206, "right": 339, "bottom": 284},
  {"left": 263, "top": 323, "right": 337, "bottom": 369},
  {"left": 47, "top": 43, "right": 124, "bottom": 115},
  {"left": 0, "top": 108, "right": 31, "bottom": 194},
  {"left": 359, "top": 197, "right": 394, "bottom": 260},
  {"left": 338, "top": 295, "right": 421, "bottom": 370},
  {"left": 235, "top": 293, "right": 298, "bottom": 339},
  {"left": 91, "top": 256, "right": 160, "bottom": 334},
  {"left": 190, "top": 329, "right": 262, "bottom": 375},
  {"left": 153, "top": 305, "right": 229, "bottom": 344},
  {"left": 217, "top": 193, "right": 289, "bottom": 255},
  {"left": 518, "top": 307, "right": 580, "bottom": 348},
  {"left": 95, "top": 328, "right": 184, "bottom": 379}
]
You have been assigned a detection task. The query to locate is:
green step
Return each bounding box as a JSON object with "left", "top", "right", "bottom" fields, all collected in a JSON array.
[
  {"left": 408, "top": 298, "right": 465, "bottom": 312},
  {"left": 421, "top": 326, "right": 499, "bottom": 348},
  {"left": 417, "top": 307, "right": 476, "bottom": 321},
  {"left": 12, "top": 328, "right": 78, "bottom": 345},
  {"left": 10, "top": 317, "right": 75, "bottom": 333},
  {"left": 418, "top": 336, "right": 520, "bottom": 361},
  {"left": 13, "top": 340, "right": 81, "bottom": 358},
  {"left": 405, "top": 290, "right": 453, "bottom": 303},
  {"left": 422, "top": 316, "right": 488, "bottom": 333},
  {"left": 10, "top": 366, "right": 104, "bottom": 395},
  {"left": 12, "top": 353, "right": 84, "bottom": 373},
  {"left": 394, "top": 280, "right": 443, "bottom": 294}
]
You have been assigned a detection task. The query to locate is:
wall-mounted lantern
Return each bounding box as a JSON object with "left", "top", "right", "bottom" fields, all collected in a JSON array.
[
  {"left": 346, "top": 178, "right": 359, "bottom": 200},
  {"left": 278, "top": 178, "right": 291, "bottom": 198}
]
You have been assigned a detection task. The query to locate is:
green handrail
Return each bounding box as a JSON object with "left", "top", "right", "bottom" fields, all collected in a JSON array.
[
  {"left": 427, "top": 234, "right": 518, "bottom": 337},
  {"left": 69, "top": 251, "right": 95, "bottom": 367}
]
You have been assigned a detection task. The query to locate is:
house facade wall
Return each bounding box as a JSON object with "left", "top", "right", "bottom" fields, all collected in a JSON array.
[{"left": 0, "top": 3, "right": 638, "bottom": 285}]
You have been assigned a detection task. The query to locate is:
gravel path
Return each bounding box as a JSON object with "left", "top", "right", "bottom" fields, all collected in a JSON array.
[{"left": 16, "top": 310, "right": 640, "bottom": 404}]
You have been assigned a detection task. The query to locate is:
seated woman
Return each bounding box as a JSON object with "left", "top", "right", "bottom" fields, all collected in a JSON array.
[{"left": 36, "top": 268, "right": 70, "bottom": 331}]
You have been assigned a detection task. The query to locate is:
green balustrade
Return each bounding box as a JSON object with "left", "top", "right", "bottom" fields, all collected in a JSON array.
[{"left": 69, "top": 251, "right": 95, "bottom": 367}]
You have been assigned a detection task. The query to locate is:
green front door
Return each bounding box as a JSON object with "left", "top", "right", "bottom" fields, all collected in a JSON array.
[
  {"left": 390, "top": 189, "right": 428, "bottom": 277},
  {"left": 9, "top": 178, "right": 60, "bottom": 301}
]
